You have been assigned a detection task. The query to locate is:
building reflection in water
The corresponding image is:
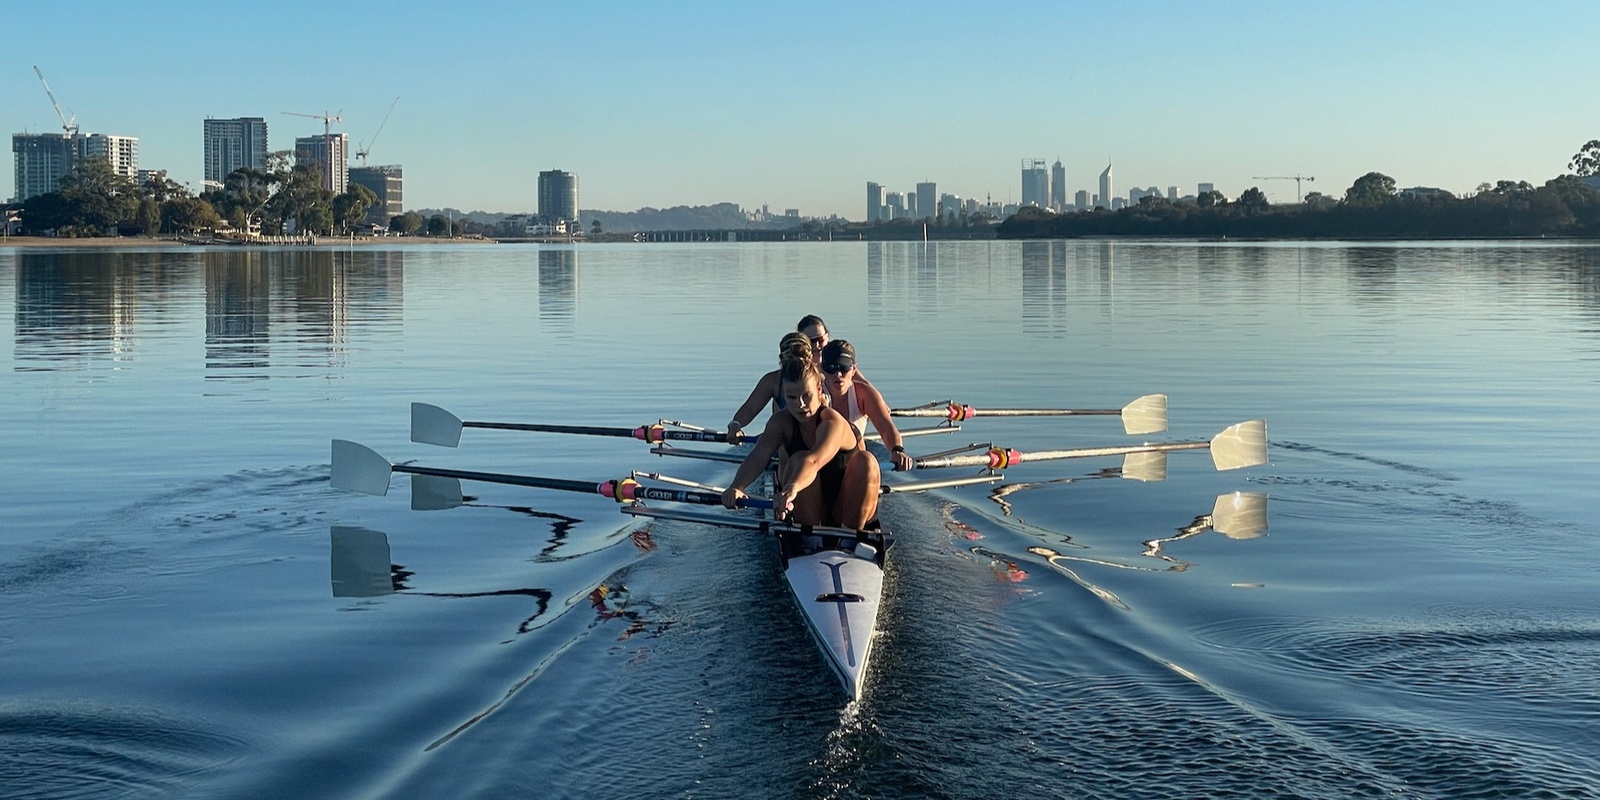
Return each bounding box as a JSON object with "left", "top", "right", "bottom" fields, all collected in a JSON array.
[
  {"left": 537, "top": 248, "right": 577, "bottom": 334},
  {"left": 12, "top": 250, "right": 187, "bottom": 370},
  {"left": 202, "top": 249, "right": 404, "bottom": 381},
  {"left": 866, "top": 242, "right": 947, "bottom": 325},
  {"left": 12, "top": 248, "right": 403, "bottom": 378},
  {"left": 1020, "top": 241, "right": 1069, "bottom": 336}
]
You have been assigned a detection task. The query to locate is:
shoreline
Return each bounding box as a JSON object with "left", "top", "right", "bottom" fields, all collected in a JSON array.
[{"left": 0, "top": 235, "right": 500, "bottom": 249}]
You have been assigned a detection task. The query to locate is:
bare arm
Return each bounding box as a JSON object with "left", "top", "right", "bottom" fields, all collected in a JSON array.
[
  {"left": 857, "top": 378, "right": 913, "bottom": 471},
  {"left": 775, "top": 410, "right": 855, "bottom": 509},
  {"left": 728, "top": 369, "right": 780, "bottom": 441},
  {"left": 721, "top": 413, "right": 786, "bottom": 508}
]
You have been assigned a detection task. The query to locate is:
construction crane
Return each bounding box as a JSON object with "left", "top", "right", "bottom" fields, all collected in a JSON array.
[
  {"left": 355, "top": 97, "right": 399, "bottom": 167},
  {"left": 33, "top": 66, "right": 79, "bottom": 136},
  {"left": 1251, "top": 174, "right": 1315, "bottom": 202},
  {"left": 282, "top": 110, "right": 343, "bottom": 137}
]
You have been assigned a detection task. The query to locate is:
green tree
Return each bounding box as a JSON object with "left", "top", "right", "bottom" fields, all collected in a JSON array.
[
  {"left": 56, "top": 157, "right": 137, "bottom": 234},
  {"left": 1196, "top": 190, "right": 1226, "bottom": 208},
  {"left": 1302, "top": 191, "right": 1335, "bottom": 210},
  {"left": 1344, "top": 172, "right": 1397, "bottom": 206},
  {"left": 332, "top": 184, "right": 377, "bottom": 233},
  {"left": 427, "top": 214, "right": 450, "bottom": 236},
  {"left": 391, "top": 211, "right": 423, "bottom": 235},
  {"left": 163, "top": 197, "right": 223, "bottom": 234},
  {"left": 1569, "top": 140, "right": 1600, "bottom": 177},
  {"left": 1238, "top": 187, "right": 1269, "bottom": 213},
  {"left": 591, "top": 218, "right": 602, "bottom": 235}
]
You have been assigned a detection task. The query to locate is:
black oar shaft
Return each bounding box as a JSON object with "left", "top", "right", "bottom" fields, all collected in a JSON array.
[
  {"left": 465, "top": 421, "right": 730, "bottom": 443},
  {"left": 388, "top": 463, "right": 767, "bottom": 508}
]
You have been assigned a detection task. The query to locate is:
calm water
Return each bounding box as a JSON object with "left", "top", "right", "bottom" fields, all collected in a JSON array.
[{"left": 2, "top": 241, "right": 1597, "bottom": 799}]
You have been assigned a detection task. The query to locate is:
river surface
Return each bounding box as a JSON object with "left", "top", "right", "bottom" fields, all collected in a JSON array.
[{"left": 2, "top": 240, "right": 1597, "bottom": 799}]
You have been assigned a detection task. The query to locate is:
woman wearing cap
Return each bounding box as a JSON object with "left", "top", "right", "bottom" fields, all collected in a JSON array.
[
  {"left": 721, "top": 347, "right": 879, "bottom": 530},
  {"left": 726, "top": 315, "right": 833, "bottom": 442},
  {"left": 819, "top": 339, "right": 914, "bottom": 472}
]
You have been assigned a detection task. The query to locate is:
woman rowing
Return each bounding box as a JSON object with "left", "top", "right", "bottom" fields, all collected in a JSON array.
[
  {"left": 720, "top": 346, "right": 879, "bottom": 531},
  {"left": 726, "top": 315, "right": 832, "bottom": 442},
  {"left": 818, "top": 339, "right": 915, "bottom": 472}
]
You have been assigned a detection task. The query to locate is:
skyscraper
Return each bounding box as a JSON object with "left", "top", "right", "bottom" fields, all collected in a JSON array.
[
  {"left": 294, "top": 134, "right": 349, "bottom": 193},
  {"left": 1021, "top": 159, "right": 1048, "bottom": 208},
  {"left": 1051, "top": 160, "right": 1067, "bottom": 210},
  {"left": 1074, "top": 189, "right": 1089, "bottom": 209},
  {"left": 915, "top": 182, "right": 936, "bottom": 221},
  {"left": 349, "top": 165, "right": 402, "bottom": 228},
  {"left": 1098, "top": 164, "right": 1113, "bottom": 210},
  {"left": 866, "top": 181, "right": 884, "bottom": 222},
  {"left": 13, "top": 132, "right": 139, "bottom": 202},
  {"left": 538, "top": 169, "right": 579, "bottom": 224},
  {"left": 203, "top": 117, "right": 268, "bottom": 188}
]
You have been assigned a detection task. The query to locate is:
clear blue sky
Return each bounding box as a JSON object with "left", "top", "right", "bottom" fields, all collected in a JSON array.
[{"left": 5, "top": 1, "right": 1594, "bottom": 217}]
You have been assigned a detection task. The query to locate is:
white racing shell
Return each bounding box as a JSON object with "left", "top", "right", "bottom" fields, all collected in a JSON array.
[{"left": 782, "top": 542, "right": 885, "bottom": 701}]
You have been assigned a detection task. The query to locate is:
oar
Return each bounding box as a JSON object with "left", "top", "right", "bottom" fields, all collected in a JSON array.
[
  {"left": 331, "top": 440, "right": 772, "bottom": 509},
  {"left": 411, "top": 402, "right": 735, "bottom": 448},
  {"left": 912, "top": 420, "right": 1267, "bottom": 472},
  {"left": 890, "top": 393, "right": 1168, "bottom": 435}
]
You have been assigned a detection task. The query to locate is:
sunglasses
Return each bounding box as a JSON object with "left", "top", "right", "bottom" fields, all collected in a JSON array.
[
  {"left": 822, "top": 363, "right": 852, "bottom": 375},
  {"left": 809, "top": 334, "right": 828, "bottom": 349}
]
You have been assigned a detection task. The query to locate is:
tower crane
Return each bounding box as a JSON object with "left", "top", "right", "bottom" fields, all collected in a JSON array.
[
  {"left": 355, "top": 97, "right": 399, "bottom": 167},
  {"left": 282, "top": 110, "right": 343, "bottom": 137},
  {"left": 33, "top": 66, "right": 79, "bottom": 136},
  {"left": 1251, "top": 174, "right": 1315, "bottom": 203}
]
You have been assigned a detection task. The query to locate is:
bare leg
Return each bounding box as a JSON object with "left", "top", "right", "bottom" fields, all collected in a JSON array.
[{"left": 833, "top": 449, "right": 881, "bottom": 531}]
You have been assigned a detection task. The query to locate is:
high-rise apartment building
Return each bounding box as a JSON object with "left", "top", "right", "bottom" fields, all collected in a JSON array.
[
  {"left": 915, "top": 182, "right": 936, "bottom": 221},
  {"left": 295, "top": 134, "right": 349, "bottom": 194},
  {"left": 1198, "top": 182, "right": 1215, "bottom": 196},
  {"left": 1098, "top": 164, "right": 1113, "bottom": 210},
  {"left": 203, "top": 117, "right": 269, "bottom": 188},
  {"left": 12, "top": 132, "right": 139, "bottom": 202},
  {"left": 1051, "top": 160, "right": 1067, "bottom": 211},
  {"left": 1021, "top": 158, "right": 1048, "bottom": 208},
  {"left": 866, "top": 181, "right": 884, "bottom": 222},
  {"left": 349, "top": 165, "right": 403, "bottom": 228},
  {"left": 538, "top": 170, "right": 579, "bottom": 224}
]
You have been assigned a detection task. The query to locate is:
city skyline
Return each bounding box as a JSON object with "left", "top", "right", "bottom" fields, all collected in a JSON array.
[{"left": 4, "top": 1, "right": 1594, "bottom": 218}]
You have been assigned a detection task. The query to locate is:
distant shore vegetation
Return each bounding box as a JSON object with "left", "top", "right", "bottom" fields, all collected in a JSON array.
[{"left": 1000, "top": 142, "right": 1600, "bottom": 240}]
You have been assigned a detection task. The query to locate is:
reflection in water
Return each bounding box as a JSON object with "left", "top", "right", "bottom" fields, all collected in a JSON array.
[
  {"left": 12, "top": 251, "right": 185, "bottom": 370},
  {"left": 537, "top": 248, "right": 576, "bottom": 333},
  {"left": 204, "top": 250, "right": 404, "bottom": 381},
  {"left": 329, "top": 525, "right": 553, "bottom": 634},
  {"left": 1020, "top": 241, "right": 1068, "bottom": 335},
  {"left": 11, "top": 248, "right": 403, "bottom": 377},
  {"left": 865, "top": 242, "right": 945, "bottom": 325}
]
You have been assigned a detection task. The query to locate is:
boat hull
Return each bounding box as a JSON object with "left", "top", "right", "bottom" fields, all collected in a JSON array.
[{"left": 781, "top": 538, "right": 887, "bottom": 701}]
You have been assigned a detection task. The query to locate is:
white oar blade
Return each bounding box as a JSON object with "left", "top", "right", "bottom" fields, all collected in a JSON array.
[
  {"left": 1120, "top": 451, "right": 1167, "bottom": 482},
  {"left": 1211, "top": 492, "right": 1269, "bottom": 539},
  {"left": 411, "top": 402, "right": 464, "bottom": 448},
  {"left": 411, "top": 474, "right": 464, "bottom": 511},
  {"left": 330, "top": 526, "right": 395, "bottom": 597},
  {"left": 1209, "top": 420, "right": 1268, "bottom": 471},
  {"left": 331, "top": 439, "right": 395, "bottom": 496},
  {"left": 1121, "top": 393, "right": 1168, "bottom": 435}
]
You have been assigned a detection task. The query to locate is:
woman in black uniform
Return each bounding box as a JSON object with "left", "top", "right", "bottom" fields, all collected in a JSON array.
[{"left": 720, "top": 343, "right": 879, "bottom": 530}]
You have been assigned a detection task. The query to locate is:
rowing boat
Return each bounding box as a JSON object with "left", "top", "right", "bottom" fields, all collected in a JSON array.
[
  {"left": 330, "top": 441, "right": 991, "bottom": 701},
  {"left": 622, "top": 504, "right": 887, "bottom": 700}
]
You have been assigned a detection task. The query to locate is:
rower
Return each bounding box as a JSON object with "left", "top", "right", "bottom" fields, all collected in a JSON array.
[
  {"left": 721, "top": 349, "right": 879, "bottom": 538},
  {"left": 818, "top": 339, "right": 914, "bottom": 472},
  {"left": 727, "top": 315, "right": 840, "bottom": 442}
]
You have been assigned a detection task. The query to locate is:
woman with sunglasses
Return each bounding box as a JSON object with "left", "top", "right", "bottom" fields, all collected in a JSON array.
[
  {"left": 726, "top": 315, "right": 834, "bottom": 442},
  {"left": 819, "top": 339, "right": 914, "bottom": 471}
]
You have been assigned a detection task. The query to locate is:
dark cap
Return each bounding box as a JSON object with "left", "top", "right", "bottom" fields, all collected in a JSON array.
[{"left": 820, "top": 339, "right": 855, "bottom": 371}]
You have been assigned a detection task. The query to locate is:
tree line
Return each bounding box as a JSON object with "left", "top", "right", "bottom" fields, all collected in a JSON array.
[
  {"left": 999, "top": 142, "right": 1600, "bottom": 240},
  {"left": 14, "top": 151, "right": 382, "bottom": 238}
]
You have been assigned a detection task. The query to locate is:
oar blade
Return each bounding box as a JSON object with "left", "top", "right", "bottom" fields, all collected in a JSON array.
[
  {"left": 411, "top": 474, "right": 465, "bottom": 511},
  {"left": 1121, "top": 394, "right": 1168, "bottom": 435},
  {"left": 330, "top": 526, "right": 395, "bottom": 597},
  {"left": 411, "top": 402, "right": 464, "bottom": 448},
  {"left": 1209, "top": 420, "right": 1268, "bottom": 471},
  {"left": 1120, "top": 451, "right": 1167, "bottom": 482},
  {"left": 1211, "top": 491, "right": 1269, "bottom": 539},
  {"left": 331, "top": 439, "right": 395, "bottom": 496}
]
